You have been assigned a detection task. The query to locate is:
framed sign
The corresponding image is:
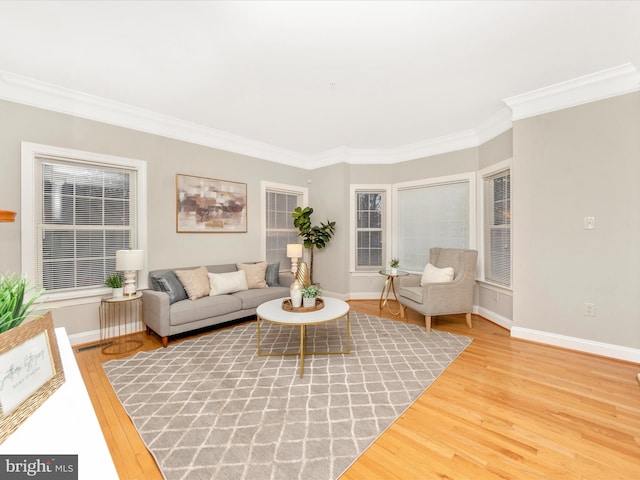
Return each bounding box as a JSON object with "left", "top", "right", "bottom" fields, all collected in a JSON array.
[
  {"left": 0, "top": 312, "right": 65, "bottom": 443},
  {"left": 176, "top": 174, "right": 247, "bottom": 233}
]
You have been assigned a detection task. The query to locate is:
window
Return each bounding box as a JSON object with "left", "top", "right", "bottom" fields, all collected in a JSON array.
[
  {"left": 22, "top": 143, "right": 147, "bottom": 301},
  {"left": 482, "top": 164, "right": 511, "bottom": 287},
  {"left": 262, "top": 182, "right": 307, "bottom": 269},
  {"left": 395, "top": 173, "right": 475, "bottom": 272},
  {"left": 354, "top": 189, "right": 386, "bottom": 271}
]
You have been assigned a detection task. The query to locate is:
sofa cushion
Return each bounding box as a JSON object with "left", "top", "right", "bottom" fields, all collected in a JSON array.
[
  {"left": 232, "top": 286, "right": 290, "bottom": 310},
  {"left": 169, "top": 295, "right": 242, "bottom": 326},
  {"left": 265, "top": 262, "right": 280, "bottom": 287},
  {"left": 208, "top": 271, "right": 248, "bottom": 296},
  {"left": 150, "top": 271, "right": 188, "bottom": 304},
  {"left": 398, "top": 286, "right": 423, "bottom": 304},
  {"left": 236, "top": 262, "right": 268, "bottom": 289},
  {"left": 420, "top": 263, "right": 454, "bottom": 286},
  {"left": 175, "top": 266, "right": 211, "bottom": 300}
]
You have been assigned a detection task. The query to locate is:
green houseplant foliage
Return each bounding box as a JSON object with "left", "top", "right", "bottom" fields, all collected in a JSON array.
[
  {"left": 0, "top": 274, "right": 43, "bottom": 333},
  {"left": 390, "top": 258, "right": 400, "bottom": 268},
  {"left": 291, "top": 206, "right": 336, "bottom": 284},
  {"left": 301, "top": 285, "right": 321, "bottom": 298},
  {"left": 105, "top": 273, "right": 123, "bottom": 288}
]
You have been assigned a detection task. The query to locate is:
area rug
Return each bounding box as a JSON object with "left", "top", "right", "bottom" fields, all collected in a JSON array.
[{"left": 103, "top": 311, "right": 472, "bottom": 480}]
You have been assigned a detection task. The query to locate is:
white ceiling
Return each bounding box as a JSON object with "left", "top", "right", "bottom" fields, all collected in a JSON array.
[{"left": 1, "top": 1, "right": 639, "bottom": 166}]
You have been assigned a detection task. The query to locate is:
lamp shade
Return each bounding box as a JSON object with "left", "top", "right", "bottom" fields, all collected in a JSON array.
[
  {"left": 116, "top": 249, "right": 144, "bottom": 271},
  {"left": 286, "top": 244, "right": 303, "bottom": 258}
]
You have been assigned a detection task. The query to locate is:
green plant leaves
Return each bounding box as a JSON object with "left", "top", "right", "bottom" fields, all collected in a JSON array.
[{"left": 0, "top": 274, "right": 43, "bottom": 333}]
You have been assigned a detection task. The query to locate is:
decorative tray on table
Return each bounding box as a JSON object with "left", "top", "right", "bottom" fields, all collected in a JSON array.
[{"left": 282, "top": 298, "right": 325, "bottom": 312}]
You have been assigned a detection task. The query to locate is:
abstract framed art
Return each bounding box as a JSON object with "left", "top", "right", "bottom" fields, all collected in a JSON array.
[{"left": 176, "top": 174, "right": 247, "bottom": 233}]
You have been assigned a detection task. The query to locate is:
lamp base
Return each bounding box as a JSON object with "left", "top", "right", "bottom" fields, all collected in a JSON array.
[
  {"left": 290, "top": 258, "right": 299, "bottom": 274},
  {"left": 123, "top": 270, "right": 137, "bottom": 296}
]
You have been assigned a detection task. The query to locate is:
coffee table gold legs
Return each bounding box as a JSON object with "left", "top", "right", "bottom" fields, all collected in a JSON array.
[
  {"left": 257, "top": 314, "right": 350, "bottom": 378},
  {"left": 300, "top": 325, "right": 305, "bottom": 378}
]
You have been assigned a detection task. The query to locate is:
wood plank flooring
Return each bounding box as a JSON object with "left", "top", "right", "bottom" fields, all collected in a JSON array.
[{"left": 73, "top": 300, "right": 640, "bottom": 479}]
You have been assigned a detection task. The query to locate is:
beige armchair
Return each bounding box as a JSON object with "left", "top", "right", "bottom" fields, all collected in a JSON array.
[{"left": 398, "top": 248, "right": 478, "bottom": 332}]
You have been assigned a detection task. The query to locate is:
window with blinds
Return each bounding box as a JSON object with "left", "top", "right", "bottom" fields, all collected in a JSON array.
[
  {"left": 36, "top": 157, "right": 137, "bottom": 292},
  {"left": 483, "top": 169, "right": 511, "bottom": 287},
  {"left": 264, "top": 186, "right": 304, "bottom": 267},
  {"left": 355, "top": 190, "right": 385, "bottom": 271},
  {"left": 396, "top": 179, "right": 471, "bottom": 272}
]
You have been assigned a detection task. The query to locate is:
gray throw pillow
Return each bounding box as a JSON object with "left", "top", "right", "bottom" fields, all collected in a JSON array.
[
  {"left": 150, "top": 271, "right": 188, "bottom": 304},
  {"left": 265, "top": 262, "right": 280, "bottom": 287}
]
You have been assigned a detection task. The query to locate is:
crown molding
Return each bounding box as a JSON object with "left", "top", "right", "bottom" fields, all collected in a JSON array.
[
  {"left": 504, "top": 63, "right": 640, "bottom": 120},
  {"left": 1, "top": 69, "right": 514, "bottom": 168},
  {"left": 0, "top": 70, "right": 305, "bottom": 167}
]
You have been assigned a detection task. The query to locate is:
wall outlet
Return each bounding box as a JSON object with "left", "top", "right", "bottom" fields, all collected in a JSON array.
[
  {"left": 584, "top": 216, "right": 596, "bottom": 230},
  {"left": 584, "top": 302, "right": 596, "bottom": 317}
]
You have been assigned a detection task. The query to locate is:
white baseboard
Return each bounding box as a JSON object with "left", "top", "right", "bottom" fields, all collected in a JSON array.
[
  {"left": 68, "top": 325, "right": 145, "bottom": 347},
  {"left": 475, "top": 306, "right": 513, "bottom": 331},
  {"left": 68, "top": 328, "right": 102, "bottom": 347},
  {"left": 511, "top": 326, "right": 640, "bottom": 363}
]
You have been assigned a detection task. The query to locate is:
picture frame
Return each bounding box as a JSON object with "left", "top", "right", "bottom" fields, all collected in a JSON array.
[
  {"left": 176, "top": 174, "right": 247, "bottom": 233},
  {"left": 0, "top": 312, "right": 65, "bottom": 443}
]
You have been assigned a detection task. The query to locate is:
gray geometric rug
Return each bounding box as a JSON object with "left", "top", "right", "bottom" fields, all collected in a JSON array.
[{"left": 103, "top": 311, "right": 472, "bottom": 480}]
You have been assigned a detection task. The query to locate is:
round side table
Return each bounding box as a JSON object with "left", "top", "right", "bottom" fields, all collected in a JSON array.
[
  {"left": 99, "top": 292, "right": 144, "bottom": 354},
  {"left": 378, "top": 269, "right": 409, "bottom": 315}
]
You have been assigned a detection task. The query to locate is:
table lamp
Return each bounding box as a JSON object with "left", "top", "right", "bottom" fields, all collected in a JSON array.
[
  {"left": 286, "top": 243, "right": 303, "bottom": 273},
  {"left": 116, "top": 249, "right": 144, "bottom": 296}
]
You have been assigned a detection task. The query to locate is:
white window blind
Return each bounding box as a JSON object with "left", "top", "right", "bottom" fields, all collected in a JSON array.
[
  {"left": 36, "top": 157, "right": 136, "bottom": 292},
  {"left": 265, "top": 187, "right": 303, "bottom": 266},
  {"left": 397, "top": 180, "right": 470, "bottom": 272},
  {"left": 355, "top": 190, "right": 385, "bottom": 271},
  {"left": 483, "top": 169, "right": 511, "bottom": 286}
]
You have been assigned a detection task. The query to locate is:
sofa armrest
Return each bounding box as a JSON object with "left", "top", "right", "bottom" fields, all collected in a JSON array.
[{"left": 142, "top": 289, "right": 171, "bottom": 337}]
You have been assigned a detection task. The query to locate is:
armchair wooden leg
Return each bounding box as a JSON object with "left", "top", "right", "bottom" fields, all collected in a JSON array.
[
  {"left": 400, "top": 304, "right": 406, "bottom": 318},
  {"left": 425, "top": 315, "right": 432, "bottom": 333},
  {"left": 465, "top": 312, "right": 472, "bottom": 329}
]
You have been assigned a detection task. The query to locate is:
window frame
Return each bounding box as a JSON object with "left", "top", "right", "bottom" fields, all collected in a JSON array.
[
  {"left": 479, "top": 159, "right": 512, "bottom": 289},
  {"left": 392, "top": 172, "right": 476, "bottom": 273},
  {"left": 349, "top": 185, "right": 392, "bottom": 274},
  {"left": 260, "top": 181, "right": 308, "bottom": 270},
  {"left": 21, "top": 142, "right": 148, "bottom": 307}
]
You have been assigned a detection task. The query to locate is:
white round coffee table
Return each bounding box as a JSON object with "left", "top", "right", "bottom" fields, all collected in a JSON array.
[{"left": 256, "top": 297, "right": 351, "bottom": 378}]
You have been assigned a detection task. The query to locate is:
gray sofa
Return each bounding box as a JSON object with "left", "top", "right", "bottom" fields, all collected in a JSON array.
[{"left": 142, "top": 263, "right": 292, "bottom": 347}]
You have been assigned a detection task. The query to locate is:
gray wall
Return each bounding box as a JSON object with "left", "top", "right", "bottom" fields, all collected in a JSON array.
[
  {"left": 0, "top": 100, "right": 309, "bottom": 336},
  {"left": 513, "top": 92, "right": 640, "bottom": 349}
]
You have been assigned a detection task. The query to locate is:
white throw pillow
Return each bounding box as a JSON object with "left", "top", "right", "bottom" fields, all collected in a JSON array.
[
  {"left": 208, "top": 271, "right": 249, "bottom": 296},
  {"left": 420, "top": 263, "right": 454, "bottom": 286}
]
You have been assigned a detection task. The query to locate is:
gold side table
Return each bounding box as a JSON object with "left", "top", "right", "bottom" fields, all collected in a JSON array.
[
  {"left": 99, "top": 292, "right": 144, "bottom": 355},
  {"left": 378, "top": 269, "right": 409, "bottom": 316}
]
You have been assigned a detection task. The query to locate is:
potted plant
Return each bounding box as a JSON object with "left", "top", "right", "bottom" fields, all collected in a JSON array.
[
  {"left": 105, "top": 273, "right": 124, "bottom": 298},
  {"left": 301, "top": 285, "right": 321, "bottom": 308},
  {"left": 0, "top": 274, "right": 43, "bottom": 333},
  {"left": 291, "top": 206, "right": 336, "bottom": 284},
  {"left": 389, "top": 258, "right": 400, "bottom": 275}
]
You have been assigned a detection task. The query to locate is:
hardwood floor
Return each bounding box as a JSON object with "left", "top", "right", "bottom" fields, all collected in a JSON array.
[{"left": 73, "top": 301, "right": 640, "bottom": 479}]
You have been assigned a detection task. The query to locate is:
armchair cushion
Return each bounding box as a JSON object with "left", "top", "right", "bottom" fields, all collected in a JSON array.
[{"left": 421, "top": 263, "right": 454, "bottom": 286}]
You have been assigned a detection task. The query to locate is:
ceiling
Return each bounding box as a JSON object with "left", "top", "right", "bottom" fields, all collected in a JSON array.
[{"left": 0, "top": 1, "right": 639, "bottom": 167}]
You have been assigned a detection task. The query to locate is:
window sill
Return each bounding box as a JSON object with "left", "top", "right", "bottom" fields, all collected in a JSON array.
[{"left": 476, "top": 280, "right": 512, "bottom": 296}]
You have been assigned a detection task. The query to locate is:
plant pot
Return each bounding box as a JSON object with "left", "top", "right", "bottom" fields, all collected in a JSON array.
[
  {"left": 112, "top": 287, "right": 124, "bottom": 298},
  {"left": 303, "top": 296, "right": 316, "bottom": 308},
  {"left": 390, "top": 267, "right": 398, "bottom": 275}
]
